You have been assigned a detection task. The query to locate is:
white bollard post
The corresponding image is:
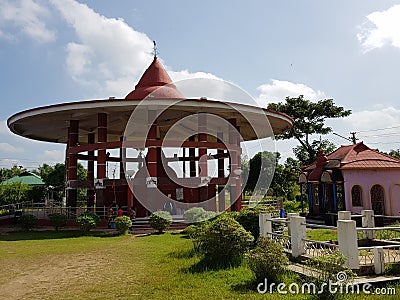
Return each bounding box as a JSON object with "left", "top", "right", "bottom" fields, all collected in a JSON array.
[
  {"left": 287, "top": 213, "right": 299, "bottom": 236},
  {"left": 259, "top": 213, "right": 272, "bottom": 237},
  {"left": 338, "top": 220, "right": 359, "bottom": 269},
  {"left": 338, "top": 211, "right": 351, "bottom": 220},
  {"left": 362, "top": 210, "right": 375, "bottom": 240},
  {"left": 373, "top": 246, "right": 385, "bottom": 275},
  {"left": 290, "top": 216, "right": 306, "bottom": 258}
]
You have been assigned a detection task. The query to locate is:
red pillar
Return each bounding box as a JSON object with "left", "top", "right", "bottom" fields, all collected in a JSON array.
[
  {"left": 96, "top": 113, "right": 107, "bottom": 207},
  {"left": 229, "top": 119, "right": 242, "bottom": 211},
  {"left": 66, "top": 120, "right": 78, "bottom": 207},
  {"left": 198, "top": 114, "right": 208, "bottom": 205},
  {"left": 217, "top": 132, "right": 226, "bottom": 212},
  {"left": 119, "top": 136, "right": 126, "bottom": 180},
  {"left": 147, "top": 110, "right": 158, "bottom": 212},
  {"left": 189, "top": 136, "right": 196, "bottom": 177},
  {"left": 87, "top": 133, "right": 95, "bottom": 207},
  {"left": 97, "top": 113, "right": 107, "bottom": 179}
]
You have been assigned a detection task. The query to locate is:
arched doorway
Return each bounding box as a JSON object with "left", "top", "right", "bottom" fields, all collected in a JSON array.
[{"left": 370, "top": 184, "right": 385, "bottom": 215}]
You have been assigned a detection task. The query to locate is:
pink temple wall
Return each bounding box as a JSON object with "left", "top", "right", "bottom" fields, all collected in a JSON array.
[{"left": 343, "top": 169, "right": 400, "bottom": 216}]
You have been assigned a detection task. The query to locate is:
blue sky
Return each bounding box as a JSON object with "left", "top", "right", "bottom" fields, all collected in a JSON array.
[{"left": 1, "top": 0, "right": 400, "bottom": 170}]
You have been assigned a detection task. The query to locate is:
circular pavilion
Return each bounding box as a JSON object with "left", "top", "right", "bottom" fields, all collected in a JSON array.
[{"left": 7, "top": 55, "right": 293, "bottom": 217}]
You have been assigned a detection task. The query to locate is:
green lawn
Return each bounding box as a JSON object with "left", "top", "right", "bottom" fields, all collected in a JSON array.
[{"left": 0, "top": 229, "right": 399, "bottom": 299}]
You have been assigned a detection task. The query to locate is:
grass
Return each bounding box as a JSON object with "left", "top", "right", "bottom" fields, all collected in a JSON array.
[
  {"left": 0, "top": 229, "right": 308, "bottom": 300},
  {"left": 306, "top": 229, "right": 338, "bottom": 242},
  {"left": 1, "top": 229, "right": 400, "bottom": 299}
]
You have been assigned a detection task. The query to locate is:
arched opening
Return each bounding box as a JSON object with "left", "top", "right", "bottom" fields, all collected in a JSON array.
[
  {"left": 351, "top": 185, "right": 363, "bottom": 207},
  {"left": 370, "top": 184, "right": 385, "bottom": 215}
]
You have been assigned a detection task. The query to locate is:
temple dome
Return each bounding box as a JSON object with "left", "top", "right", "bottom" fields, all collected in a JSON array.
[{"left": 125, "top": 56, "right": 184, "bottom": 100}]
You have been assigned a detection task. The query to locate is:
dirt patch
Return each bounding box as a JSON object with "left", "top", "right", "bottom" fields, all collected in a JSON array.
[{"left": 0, "top": 251, "right": 117, "bottom": 300}]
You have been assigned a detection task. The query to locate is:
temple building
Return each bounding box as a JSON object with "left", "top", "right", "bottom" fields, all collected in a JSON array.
[
  {"left": 299, "top": 142, "right": 400, "bottom": 218},
  {"left": 8, "top": 55, "right": 293, "bottom": 217}
]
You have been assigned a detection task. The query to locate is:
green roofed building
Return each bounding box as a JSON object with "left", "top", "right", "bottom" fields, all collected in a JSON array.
[{"left": 1, "top": 171, "right": 45, "bottom": 186}]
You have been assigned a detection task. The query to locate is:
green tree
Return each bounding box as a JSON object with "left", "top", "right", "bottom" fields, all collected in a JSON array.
[
  {"left": 0, "top": 182, "right": 32, "bottom": 205},
  {"left": 38, "top": 163, "right": 66, "bottom": 201},
  {"left": 0, "top": 165, "right": 26, "bottom": 182},
  {"left": 293, "top": 139, "right": 336, "bottom": 166},
  {"left": 38, "top": 163, "right": 88, "bottom": 204},
  {"left": 267, "top": 96, "right": 351, "bottom": 165},
  {"left": 388, "top": 149, "right": 400, "bottom": 160},
  {"left": 244, "top": 151, "right": 278, "bottom": 194},
  {"left": 271, "top": 157, "right": 301, "bottom": 201}
]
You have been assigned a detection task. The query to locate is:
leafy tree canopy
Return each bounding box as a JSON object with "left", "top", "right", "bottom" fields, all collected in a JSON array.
[
  {"left": 0, "top": 165, "right": 26, "bottom": 182},
  {"left": 267, "top": 96, "right": 351, "bottom": 165},
  {"left": 388, "top": 149, "right": 400, "bottom": 160},
  {"left": 293, "top": 139, "right": 336, "bottom": 166},
  {"left": 244, "top": 151, "right": 301, "bottom": 201}
]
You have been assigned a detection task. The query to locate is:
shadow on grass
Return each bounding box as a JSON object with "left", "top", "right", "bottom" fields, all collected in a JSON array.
[
  {"left": 0, "top": 229, "right": 126, "bottom": 241},
  {"left": 168, "top": 248, "right": 197, "bottom": 259},
  {"left": 184, "top": 256, "right": 242, "bottom": 273},
  {"left": 230, "top": 279, "right": 259, "bottom": 294}
]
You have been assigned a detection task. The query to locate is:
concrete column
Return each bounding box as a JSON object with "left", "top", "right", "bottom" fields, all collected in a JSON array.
[
  {"left": 66, "top": 120, "right": 78, "bottom": 207},
  {"left": 338, "top": 211, "right": 351, "bottom": 220},
  {"left": 287, "top": 212, "right": 300, "bottom": 236},
  {"left": 291, "top": 216, "right": 306, "bottom": 257},
  {"left": 87, "top": 133, "right": 95, "bottom": 207},
  {"left": 362, "top": 210, "right": 376, "bottom": 240},
  {"left": 338, "top": 220, "right": 359, "bottom": 269},
  {"left": 259, "top": 213, "right": 272, "bottom": 237},
  {"left": 373, "top": 246, "right": 385, "bottom": 275}
]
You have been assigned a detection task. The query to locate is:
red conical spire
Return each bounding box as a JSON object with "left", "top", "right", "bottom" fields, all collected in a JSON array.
[{"left": 125, "top": 57, "right": 184, "bottom": 100}]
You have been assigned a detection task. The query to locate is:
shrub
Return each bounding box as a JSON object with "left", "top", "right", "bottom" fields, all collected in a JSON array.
[
  {"left": 246, "top": 237, "right": 289, "bottom": 282},
  {"left": 305, "top": 252, "right": 352, "bottom": 282},
  {"left": 149, "top": 211, "right": 172, "bottom": 233},
  {"left": 235, "top": 206, "right": 277, "bottom": 238},
  {"left": 283, "top": 200, "right": 301, "bottom": 213},
  {"left": 114, "top": 216, "right": 132, "bottom": 234},
  {"left": 385, "top": 263, "right": 400, "bottom": 275},
  {"left": 18, "top": 214, "right": 38, "bottom": 231},
  {"left": 181, "top": 222, "right": 210, "bottom": 252},
  {"left": 183, "top": 207, "right": 217, "bottom": 223},
  {"left": 195, "top": 215, "right": 254, "bottom": 267},
  {"left": 48, "top": 213, "right": 67, "bottom": 231},
  {"left": 76, "top": 212, "right": 100, "bottom": 232}
]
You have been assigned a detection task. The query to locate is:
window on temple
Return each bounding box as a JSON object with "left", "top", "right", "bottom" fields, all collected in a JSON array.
[
  {"left": 371, "top": 184, "right": 385, "bottom": 215},
  {"left": 351, "top": 185, "right": 363, "bottom": 207}
]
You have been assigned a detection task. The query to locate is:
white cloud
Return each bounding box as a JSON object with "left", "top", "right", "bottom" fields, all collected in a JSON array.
[
  {"left": 357, "top": 4, "right": 400, "bottom": 52},
  {"left": 0, "top": 0, "right": 55, "bottom": 43},
  {"left": 65, "top": 42, "right": 92, "bottom": 78},
  {"left": 49, "top": 0, "right": 154, "bottom": 97},
  {"left": 342, "top": 106, "right": 400, "bottom": 132},
  {"left": 0, "top": 121, "right": 10, "bottom": 135},
  {"left": 256, "top": 79, "right": 326, "bottom": 107},
  {"left": 0, "top": 159, "right": 22, "bottom": 169},
  {"left": 42, "top": 149, "right": 64, "bottom": 163},
  {"left": 0, "top": 143, "right": 23, "bottom": 153}
]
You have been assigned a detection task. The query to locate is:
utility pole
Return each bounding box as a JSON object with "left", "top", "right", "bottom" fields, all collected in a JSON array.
[{"left": 350, "top": 132, "right": 357, "bottom": 144}]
